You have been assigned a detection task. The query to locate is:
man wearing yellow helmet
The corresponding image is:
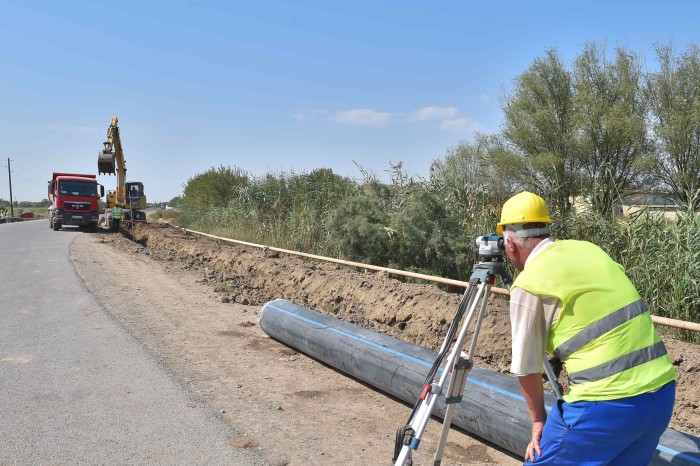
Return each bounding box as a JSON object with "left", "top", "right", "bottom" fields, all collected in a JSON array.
[{"left": 498, "top": 191, "right": 676, "bottom": 465}]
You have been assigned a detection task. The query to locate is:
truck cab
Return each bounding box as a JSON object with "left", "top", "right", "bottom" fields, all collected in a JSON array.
[{"left": 48, "top": 173, "right": 104, "bottom": 231}]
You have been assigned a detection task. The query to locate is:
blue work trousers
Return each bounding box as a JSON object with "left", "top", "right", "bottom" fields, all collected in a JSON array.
[{"left": 525, "top": 381, "right": 676, "bottom": 465}]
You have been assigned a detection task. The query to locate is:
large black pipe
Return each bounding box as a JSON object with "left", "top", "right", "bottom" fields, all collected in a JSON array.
[{"left": 259, "top": 299, "right": 700, "bottom": 465}]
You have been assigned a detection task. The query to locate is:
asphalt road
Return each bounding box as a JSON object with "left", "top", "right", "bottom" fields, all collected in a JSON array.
[{"left": 0, "top": 221, "right": 267, "bottom": 465}]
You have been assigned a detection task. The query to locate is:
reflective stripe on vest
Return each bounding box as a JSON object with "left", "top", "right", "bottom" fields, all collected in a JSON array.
[
  {"left": 553, "top": 299, "right": 648, "bottom": 360},
  {"left": 568, "top": 340, "right": 668, "bottom": 384}
]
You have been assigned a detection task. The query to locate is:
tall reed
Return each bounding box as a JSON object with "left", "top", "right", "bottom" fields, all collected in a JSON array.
[{"left": 621, "top": 203, "right": 700, "bottom": 342}]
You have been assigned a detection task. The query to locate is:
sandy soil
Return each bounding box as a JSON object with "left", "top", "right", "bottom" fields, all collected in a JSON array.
[{"left": 70, "top": 223, "right": 700, "bottom": 465}]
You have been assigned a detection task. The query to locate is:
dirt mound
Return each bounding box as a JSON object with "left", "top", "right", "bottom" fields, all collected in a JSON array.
[{"left": 133, "top": 222, "right": 700, "bottom": 436}]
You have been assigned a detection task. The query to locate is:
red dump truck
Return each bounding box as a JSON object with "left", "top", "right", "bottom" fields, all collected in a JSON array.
[{"left": 48, "top": 172, "right": 104, "bottom": 231}]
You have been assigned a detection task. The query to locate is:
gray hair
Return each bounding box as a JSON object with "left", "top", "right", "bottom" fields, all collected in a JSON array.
[{"left": 503, "top": 229, "right": 527, "bottom": 248}]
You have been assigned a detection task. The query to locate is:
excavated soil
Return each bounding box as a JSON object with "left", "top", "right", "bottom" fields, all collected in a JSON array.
[{"left": 72, "top": 222, "right": 700, "bottom": 465}]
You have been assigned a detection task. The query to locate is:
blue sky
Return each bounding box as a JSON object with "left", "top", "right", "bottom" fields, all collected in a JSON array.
[{"left": 1, "top": 0, "right": 698, "bottom": 203}]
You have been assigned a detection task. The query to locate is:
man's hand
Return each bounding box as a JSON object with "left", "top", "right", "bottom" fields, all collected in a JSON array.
[
  {"left": 518, "top": 373, "right": 547, "bottom": 462},
  {"left": 525, "top": 420, "right": 545, "bottom": 462}
]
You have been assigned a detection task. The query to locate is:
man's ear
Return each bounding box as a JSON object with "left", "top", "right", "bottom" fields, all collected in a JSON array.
[{"left": 504, "top": 236, "right": 517, "bottom": 254}]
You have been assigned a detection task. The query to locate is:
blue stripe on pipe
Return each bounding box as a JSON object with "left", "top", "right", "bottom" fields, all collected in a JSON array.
[
  {"left": 269, "top": 303, "right": 434, "bottom": 368},
  {"left": 267, "top": 302, "right": 699, "bottom": 464},
  {"left": 656, "top": 445, "right": 700, "bottom": 464}
]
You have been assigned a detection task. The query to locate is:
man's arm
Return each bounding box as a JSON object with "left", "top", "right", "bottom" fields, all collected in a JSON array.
[
  {"left": 519, "top": 372, "right": 547, "bottom": 462},
  {"left": 510, "top": 287, "right": 562, "bottom": 460}
]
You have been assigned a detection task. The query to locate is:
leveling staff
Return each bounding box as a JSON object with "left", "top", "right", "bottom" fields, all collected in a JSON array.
[{"left": 497, "top": 192, "right": 676, "bottom": 465}]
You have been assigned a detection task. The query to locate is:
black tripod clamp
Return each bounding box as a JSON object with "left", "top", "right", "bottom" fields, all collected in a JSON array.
[{"left": 470, "top": 259, "right": 512, "bottom": 290}]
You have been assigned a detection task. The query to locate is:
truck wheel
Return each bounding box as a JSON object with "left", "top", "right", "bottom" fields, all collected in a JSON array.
[{"left": 53, "top": 220, "right": 61, "bottom": 231}]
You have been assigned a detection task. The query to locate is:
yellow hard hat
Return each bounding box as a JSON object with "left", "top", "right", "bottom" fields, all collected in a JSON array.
[{"left": 496, "top": 191, "right": 552, "bottom": 234}]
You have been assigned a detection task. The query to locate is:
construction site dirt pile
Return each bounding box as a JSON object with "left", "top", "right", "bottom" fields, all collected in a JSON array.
[{"left": 72, "top": 222, "right": 700, "bottom": 465}]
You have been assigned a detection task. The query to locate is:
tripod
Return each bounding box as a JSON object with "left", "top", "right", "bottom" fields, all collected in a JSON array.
[{"left": 393, "top": 256, "right": 563, "bottom": 466}]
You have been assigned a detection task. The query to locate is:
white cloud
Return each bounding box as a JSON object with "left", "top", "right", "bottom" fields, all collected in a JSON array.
[
  {"left": 439, "top": 117, "right": 484, "bottom": 133},
  {"left": 409, "top": 106, "right": 459, "bottom": 122},
  {"left": 332, "top": 108, "right": 392, "bottom": 127},
  {"left": 479, "top": 94, "right": 492, "bottom": 104},
  {"left": 293, "top": 105, "right": 483, "bottom": 134}
]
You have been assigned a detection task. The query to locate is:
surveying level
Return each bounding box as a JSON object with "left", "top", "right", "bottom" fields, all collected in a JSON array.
[{"left": 393, "top": 234, "right": 563, "bottom": 466}]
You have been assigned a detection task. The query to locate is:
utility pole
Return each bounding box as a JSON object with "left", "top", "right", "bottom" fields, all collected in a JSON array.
[{"left": 7, "top": 158, "right": 14, "bottom": 218}]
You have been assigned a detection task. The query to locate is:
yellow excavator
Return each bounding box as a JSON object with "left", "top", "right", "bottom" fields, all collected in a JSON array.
[{"left": 98, "top": 116, "right": 147, "bottom": 229}]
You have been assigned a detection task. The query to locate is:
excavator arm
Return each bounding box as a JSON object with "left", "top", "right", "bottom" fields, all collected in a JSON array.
[
  {"left": 98, "top": 116, "right": 127, "bottom": 207},
  {"left": 97, "top": 116, "right": 147, "bottom": 226}
]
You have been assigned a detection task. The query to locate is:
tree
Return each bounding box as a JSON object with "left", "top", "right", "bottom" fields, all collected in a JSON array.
[
  {"left": 182, "top": 165, "right": 249, "bottom": 212},
  {"left": 168, "top": 195, "right": 183, "bottom": 208},
  {"left": 573, "top": 43, "right": 651, "bottom": 216},
  {"left": 647, "top": 43, "right": 700, "bottom": 208},
  {"left": 430, "top": 139, "right": 494, "bottom": 218},
  {"left": 502, "top": 49, "right": 579, "bottom": 215},
  {"left": 429, "top": 134, "right": 519, "bottom": 231}
]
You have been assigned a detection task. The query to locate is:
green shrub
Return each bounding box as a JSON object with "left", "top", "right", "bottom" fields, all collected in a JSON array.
[
  {"left": 327, "top": 195, "right": 392, "bottom": 266},
  {"left": 387, "top": 186, "right": 472, "bottom": 280}
]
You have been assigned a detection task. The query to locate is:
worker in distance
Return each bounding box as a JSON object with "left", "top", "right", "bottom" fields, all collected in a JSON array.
[
  {"left": 112, "top": 203, "right": 122, "bottom": 233},
  {"left": 497, "top": 191, "right": 676, "bottom": 465}
]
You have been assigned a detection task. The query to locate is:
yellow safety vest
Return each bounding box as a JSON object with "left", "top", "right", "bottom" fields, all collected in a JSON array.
[
  {"left": 513, "top": 240, "right": 676, "bottom": 402},
  {"left": 113, "top": 206, "right": 122, "bottom": 219}
]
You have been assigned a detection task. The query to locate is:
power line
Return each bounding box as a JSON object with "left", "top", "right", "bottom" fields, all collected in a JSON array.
[{"left": 11, "top": 159, "right": 49, "bottom": 191}]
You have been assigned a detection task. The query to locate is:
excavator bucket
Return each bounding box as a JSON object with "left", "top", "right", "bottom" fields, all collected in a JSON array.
[{"left": 98, "top": 150, "right": 116, "bottom": 175}]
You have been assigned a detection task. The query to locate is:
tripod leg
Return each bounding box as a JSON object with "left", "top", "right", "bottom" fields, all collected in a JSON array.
[
  {"left": 467, "top": 284, "right": 490, "bottom": 358},
  {"left": 432, "top": 356, "right": 470, "bottom": 466},
  {"left": 393, "top": 283, "right": 480, "bottom": 466},
  {"left": 394, "top": 282, "right": 487, "bottom": 466},
  {"left": 432, "top": 283, "right": 489, "bottom": 465},
  {"left": 542, "top": 356, "right": 564, "bottom": 399}
]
